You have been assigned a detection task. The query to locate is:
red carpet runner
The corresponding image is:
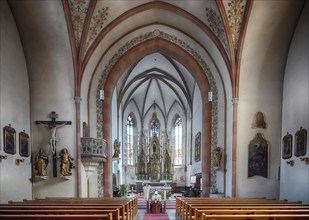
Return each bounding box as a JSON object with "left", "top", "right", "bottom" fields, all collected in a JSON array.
[{"left": 143, "top": 213, "right": 170, "bottom": 220}]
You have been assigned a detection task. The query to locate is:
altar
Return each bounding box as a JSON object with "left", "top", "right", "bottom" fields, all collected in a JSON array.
[{"left": 142, "top": 183, "right": 172, "bottom": 200}]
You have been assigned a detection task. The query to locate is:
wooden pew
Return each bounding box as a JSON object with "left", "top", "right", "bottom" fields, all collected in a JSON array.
[
  {"left": 3, "top": 197, "right": 138, "bottom": 220},
  {"left": 37, "top": 196, "right": 138, "bottom": 218},
  {"left": 187, "top": 204, "right": 309, "bottom": 220},
  {"left": 201, "top": 213, "right": 309, "bottom": 220},
  {"left": 0, "top": 213, "right": 113, "bottom": 220},
  {"left": 176, "top": 197, "right": 305, "bottom": 220},
  {"left": 1, "top": 204, "right": 125, "bottom": 220},
  {"left": 176, "top": 197, "right": 285, "bottom": 218},
  {"left": 0, "top": 209, "right": 120, "bottom": 219},
  {"left": 193, "top": 206, "right": 309, "bottom": 220},
  {"left": 193, "top": 209, "right": 309, "bottom": 220}
]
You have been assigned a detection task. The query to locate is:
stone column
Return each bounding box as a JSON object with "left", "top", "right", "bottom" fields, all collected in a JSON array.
[
  {"left": 232, "top": 98, "right": 239, "bottom": 197},
  {"left": 74, "top": 96, "right": 82, "bottom": 197}
]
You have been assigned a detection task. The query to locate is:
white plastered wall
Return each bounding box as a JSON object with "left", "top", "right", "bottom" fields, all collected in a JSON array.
[
  {"left": 237, "top": 0, "right": 304, "bottom": 199},
  {"left": 280, "top": 1, "right": 309, "bottom": 203},
  {"left": 0, "top": 0, "right": 31, "bottom": 203},
  {"left": 8, "top": 0, "right": 77, "bottom": 198}
]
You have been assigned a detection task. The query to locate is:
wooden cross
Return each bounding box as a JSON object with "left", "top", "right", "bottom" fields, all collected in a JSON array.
[{"left": 36, "top": 111, "right": 72, "bottom": 177}]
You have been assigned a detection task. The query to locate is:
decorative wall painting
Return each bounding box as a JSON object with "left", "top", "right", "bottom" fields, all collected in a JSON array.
[
  {"left": 282, "top": 132, "right": 292, "bottom": 159},
  {"left": 248, "top": 133, "right": 269, "bottom": 178},
  {"left": 295, "top": 127, "right": 307, "bottom": 157}
]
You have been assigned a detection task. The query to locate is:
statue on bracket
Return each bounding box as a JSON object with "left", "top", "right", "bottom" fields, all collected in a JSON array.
[
  {"left": 163, "top": 149, "right": 171, "bottom": 173},
  {"left": 113, "top": 139, "right": 121, "bottom": 158},
  {"left": 58, "top": 148, "right": 74, "bottom": 176},
  {"left": 34, "top": 148, "right": 49, "bottom": 176}
]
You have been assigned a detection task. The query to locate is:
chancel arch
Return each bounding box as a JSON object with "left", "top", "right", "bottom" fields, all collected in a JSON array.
[{"left": 99, "top": 36, "right": 219, "bottom": 197}]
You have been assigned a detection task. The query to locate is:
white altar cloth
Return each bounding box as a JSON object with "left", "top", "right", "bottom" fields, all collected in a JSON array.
[{"left": 143, "top": 185, "right": 172, "bottom": 200}]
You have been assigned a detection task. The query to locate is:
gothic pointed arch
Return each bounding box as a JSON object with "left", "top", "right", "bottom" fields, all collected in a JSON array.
[{"left": 101, "top": 35, "right": 214, "bottom": 197}]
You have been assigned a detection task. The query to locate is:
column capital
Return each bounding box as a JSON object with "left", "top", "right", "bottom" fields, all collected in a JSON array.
[
  {"left": 74, "top": 96, "right": 82, "bottom": 104},
  {"left": 232, "top": 98, "right": 239, "bottom": 105}
]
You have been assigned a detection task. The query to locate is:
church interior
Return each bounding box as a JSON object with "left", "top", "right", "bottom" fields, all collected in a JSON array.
[{"left": 0, "top": 0, "right": 308, "bottom": 217}]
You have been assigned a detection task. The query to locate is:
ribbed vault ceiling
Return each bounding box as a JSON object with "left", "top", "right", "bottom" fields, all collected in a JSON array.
[{"left": 117, "top": 53, "right": 196, "bottom": 121}]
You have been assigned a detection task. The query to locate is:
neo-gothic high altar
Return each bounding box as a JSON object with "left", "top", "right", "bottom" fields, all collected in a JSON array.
[{"left": 135, "top": 112, "right": 173, "bottom": 182}]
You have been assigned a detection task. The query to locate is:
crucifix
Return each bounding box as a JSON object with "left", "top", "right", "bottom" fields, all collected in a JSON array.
[{"left": 36, "top": 111, "right": 72, "bottom": 177}]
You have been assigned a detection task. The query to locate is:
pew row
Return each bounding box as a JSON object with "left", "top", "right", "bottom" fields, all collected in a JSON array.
[
  {"left": 0, "top": 197, "right": 138, "bottom": 220},
  {"left": 175, "top": 197, "right": 309, "bottom": 220},
  {"left": 0, "top": 213, "right": 113, "bottom": 220},
  {"left": 201, "top": 213, "right": 309, "bottom": 220}
]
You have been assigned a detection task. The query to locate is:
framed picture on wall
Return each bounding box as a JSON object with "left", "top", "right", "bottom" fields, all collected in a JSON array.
[
  {"left": 282, "top": 132, "right": 292, "bottom": 159},
  {"left": 195, "top": 132, "right": 201, "bottom": 162},
  {"left": 3, "top": 125, "right": 16, "bottom": 155},
  {"left": 295, "top": 127, "right": 307, "bottom": 157},
  {"left": 19, "top": 131, "right": 30, "bottom": 157}
]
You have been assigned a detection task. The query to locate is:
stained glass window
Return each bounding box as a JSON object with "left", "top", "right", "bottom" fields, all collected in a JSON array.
[
  {"left": 127, "top": 115, "right": 134, "bottom": 165},
  {"left": 150, "top": 116, "right": 160, "bottom": 137},
  {"left": 175, "top": 117, "right": 182, "bottom": 165}
]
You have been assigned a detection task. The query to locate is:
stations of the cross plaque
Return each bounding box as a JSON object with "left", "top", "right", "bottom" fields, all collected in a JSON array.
[{"left": 36, "top": 111, "right": 72, "bottom": 177}]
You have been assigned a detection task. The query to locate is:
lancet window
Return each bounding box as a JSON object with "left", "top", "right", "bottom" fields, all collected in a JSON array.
[
  {"left": 174, "top": 116, "right": 183, "bottom": 165},
  {"left": 126, "top": 114, "right": 134, "bottom": 165},
  {"left": 150, "top": 114, "right": 160, "bottom": 138}
]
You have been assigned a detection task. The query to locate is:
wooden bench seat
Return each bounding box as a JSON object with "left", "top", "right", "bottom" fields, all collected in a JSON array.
[
  {"left": 183, "top": 203, "right": 306, "bottom": 220},
  {"left": 0, "top": 209, "right": 120, "bottom": 219},
  {"left": 187, "top": 204, "right": 309, "bottom": 220},
  {"left": 0, "top": 213, "right": 113, "bottom": 220},
  {"left": 1, "top": 197, "right": 138, "bottom": 220},
  {"left": 176, "top": 197, "right": 293, "bottom": 218},
  {"left": 24, "top": 196, "right": 138, "bottom": 219},
  {"left": 201, "top": 213, "right": 309, "bottom": 220},
  {"left": 176, "top": 197, "right": 308, "bottom": 220},
  {"left": 193, "top": 209, "right": 309, "bottom": 220},
  {"left": 0, "top": 205, "right": 125, "bottom": 220}
]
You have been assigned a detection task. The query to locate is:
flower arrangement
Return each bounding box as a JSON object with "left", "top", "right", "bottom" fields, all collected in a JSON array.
[{"left": 119, "top": 184, "right": 128, "bottom": 197}]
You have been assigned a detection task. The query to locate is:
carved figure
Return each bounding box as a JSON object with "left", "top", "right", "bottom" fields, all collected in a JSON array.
[
  {"left": 34, "top": 148, "right": 49, "bottom": 176},
  {"left": 213, "top": 147, "right": 222, "bottom": 167},
  {"left": 150, "top": 157, "right": 160, "bottom": 181},
  {"left": 38, "top": 121, "right": 68, "bottom": 154},
  {"left": 164, "top": 149, "right": 171, "bottom": 173},
  {"left": 58, "top": 148, "right": 74, "bottom": 176},
  {"left": 113, "top": 139, "right": 120, "bottom": 158}
]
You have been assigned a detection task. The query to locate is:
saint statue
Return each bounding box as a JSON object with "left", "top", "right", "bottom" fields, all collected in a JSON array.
[
  {"left": 213, "top": 147, "right": 222, "bottom": 167},
  {"left": 113, "top": 139, "right": 120, "bottom": 158},
  {"left": 34, "top": 148, "right": 49, "bottom": 176},
  {"left": 164, "top": 149, "right": 171, "bottom": 173},
  {"left": 58, "top": 148, "right": 74, "bottom": 176}
]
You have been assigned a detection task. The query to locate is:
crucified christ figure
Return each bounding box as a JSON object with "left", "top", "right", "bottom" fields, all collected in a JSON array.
[{"left": 38, "top": 122, "right": 68, "bottom": 154}]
